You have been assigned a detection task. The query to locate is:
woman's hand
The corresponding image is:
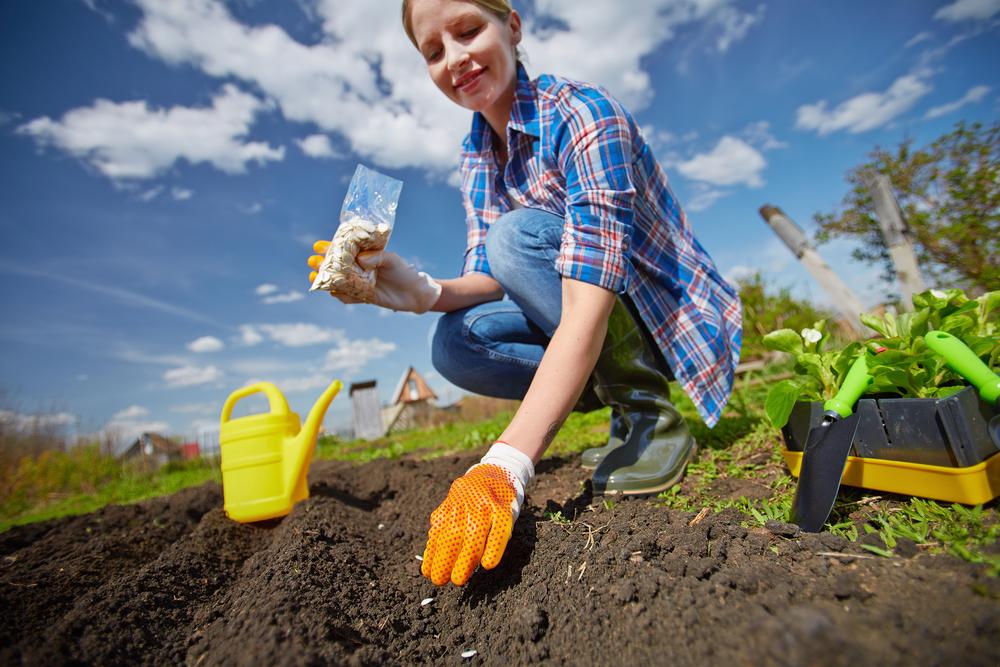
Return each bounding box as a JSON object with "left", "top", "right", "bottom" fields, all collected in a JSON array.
[
  {"left": 307, "top": 240, "right": 442, "bottom": 313},
  {"left": 421, "top": 443, "right": 533, "bottom": 586}
]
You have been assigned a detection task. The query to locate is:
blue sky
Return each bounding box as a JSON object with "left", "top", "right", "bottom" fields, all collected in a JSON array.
[{"left": 1, "top": 0, "right": 997, "bottom": 443}]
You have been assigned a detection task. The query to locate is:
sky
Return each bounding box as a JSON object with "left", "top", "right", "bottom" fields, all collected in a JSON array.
[{"left": 0, "top": 0, "right": 997, "bottom": 445}]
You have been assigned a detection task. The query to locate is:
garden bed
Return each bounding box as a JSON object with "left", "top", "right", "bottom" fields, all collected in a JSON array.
[{"left": 1, "top": 453, "right": 998, "bottom": 665}]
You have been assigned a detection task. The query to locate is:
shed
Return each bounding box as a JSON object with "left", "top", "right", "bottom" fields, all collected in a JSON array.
[
  {"left": 382, "top": 367, "right": 439, "bottom": 434},
  {"left": 350, "top": 380, "right": 385, "bottom": 440}
]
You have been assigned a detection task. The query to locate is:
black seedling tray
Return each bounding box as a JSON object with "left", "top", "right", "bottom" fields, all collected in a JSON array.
[{"left": 783, "top": 386, "right": 1000, "bottom": 468}]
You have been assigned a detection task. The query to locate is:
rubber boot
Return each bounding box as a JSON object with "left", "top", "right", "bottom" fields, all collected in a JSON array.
[
  {"left": 573, "top": 382, "right": 629, "bottom": 469},
  {"left": 579, "top": 411, "right": 627, "bottom": 469},
  {"left": 590, "top": 299, "right": 696, "bottom": 495}
]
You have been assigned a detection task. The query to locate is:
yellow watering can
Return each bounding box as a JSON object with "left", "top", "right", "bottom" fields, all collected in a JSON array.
[{"left": 219, "top": 379, "right": 342, "bottom": 523}]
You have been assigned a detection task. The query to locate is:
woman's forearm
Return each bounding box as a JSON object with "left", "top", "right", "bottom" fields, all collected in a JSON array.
[
  {"left": 431, "top": 273, "right": 505, "bottom": 312},
  {"left": 499, "top": 280, "right": 616, "bottom": 464}
]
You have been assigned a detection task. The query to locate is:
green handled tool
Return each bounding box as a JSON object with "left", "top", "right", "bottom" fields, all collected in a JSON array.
[
  {"left": 790, "top": 354, "right": 873, "bottom": 532},
  {"left": 925, "top": 330, "right": 1000, "bottom": 444},
  {"left": 925, "top": 331, "right": 1000, "bottom": 404}
]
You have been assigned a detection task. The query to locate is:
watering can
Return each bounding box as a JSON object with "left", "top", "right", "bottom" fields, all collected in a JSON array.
[{"left": 219, "top": 379, "right": 342, "bottom": 523}]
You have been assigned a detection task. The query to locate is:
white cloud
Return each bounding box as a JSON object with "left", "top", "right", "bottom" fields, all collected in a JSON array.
[
  {"left": 741, "top": 121, "right": 787, "bottom": 151},
  {"left": 676, "top": 136, "right": 766, "bottom": 187},
  {"left": 714, "top": 4, "right": 765, "bottom": 52},
  {"left": 242, "top": 322, "right": 345, "bottom": 347},
  {"left": 171, "top": 187, "right": 193, "bottom": 200},
  {"left": 238, "top": 324, "right": 264, "bottom": 346},
  {"left": 796, "top": 73, "right": 933, "bottom": 135},
  {"left": 904, "top": 31, "right": 933, "bottom": 48},
  {"left": 125, "top": 0, "right": 759, "bottom": 177},
  {"left": 262, "top": 291, "right": 305, "bottom": 304},
  {"left": 324, "top": 337, "right": 397, "bottom": 373},
  {"left": 139, "top": 185, "right": 163, "bottom": 202},
  {"left": 255, "top": 283, "right": 279, "bottom": 295},
  {"left": 296, "top": 134, "right": 338, "bottom": 159},
  {"left": 187, "top": 335, "right": 224, "bottom": 353},
  {"left": 164, "top": 365, "right": 223, "bottom": 387},
  {"left": 685, "top": 185, "right": 728, "bottom": 212},
  {"left": 112, "top": 405, "right": 149, "bottom": 421},
  {"left": 924, "top": 84, "right": 991, "bottom": 118},
  {"left": 18, "top": 83, "right": 283, "bottom": 180},
  {"left": 934, "top": 0, "right": 1000, "bottom": 22}
]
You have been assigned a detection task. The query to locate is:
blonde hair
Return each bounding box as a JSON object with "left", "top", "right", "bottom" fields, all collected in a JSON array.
[{"left": 401, "top": 0, "right": 515, "bottom": 49}]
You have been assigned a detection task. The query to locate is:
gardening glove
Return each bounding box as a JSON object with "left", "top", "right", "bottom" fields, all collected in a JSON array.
[
  {"left": 421, "top": 442, "right": 534, "bottom": 586},
  {"left": 308, "top": 240, "right": 442, "bottom": 314}
]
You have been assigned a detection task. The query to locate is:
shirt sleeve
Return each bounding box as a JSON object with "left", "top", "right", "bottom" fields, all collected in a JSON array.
[
  {"left": 459, "top": 149, "right": 499, "bottom": 278},
  {"left": 554, "top": 87, "right": 636, "bottom": 294}
]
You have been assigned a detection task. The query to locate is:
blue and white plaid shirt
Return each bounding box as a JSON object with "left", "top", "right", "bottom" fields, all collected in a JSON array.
[{"left": 459, "top": 65, "right": 742, "bottom": 426}]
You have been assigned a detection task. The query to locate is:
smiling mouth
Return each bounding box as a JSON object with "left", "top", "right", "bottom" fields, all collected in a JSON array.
[{"left": 454, "top": 68, "right": 485, "bottom": 91}]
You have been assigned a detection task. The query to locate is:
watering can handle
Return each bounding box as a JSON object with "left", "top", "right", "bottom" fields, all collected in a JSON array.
[{"left": 220, "top": 382, "right": 291, "bottom": 423}]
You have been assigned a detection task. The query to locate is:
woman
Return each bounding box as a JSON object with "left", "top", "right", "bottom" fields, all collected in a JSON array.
[{"left": 308, "top": 0, "right": 742, "bottom": 587}]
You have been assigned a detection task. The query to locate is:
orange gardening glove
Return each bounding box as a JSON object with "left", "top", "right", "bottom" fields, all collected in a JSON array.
[{"left": 421, "top": 443, "right": 534, "bottom": 586}]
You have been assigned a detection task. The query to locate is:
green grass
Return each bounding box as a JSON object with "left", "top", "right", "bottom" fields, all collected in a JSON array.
[
  {"left": 0, "top": 459, "right": 221, "bottom": 533},
  {"left": 2, "top": 368, "right": 998, "bottom": 575}
]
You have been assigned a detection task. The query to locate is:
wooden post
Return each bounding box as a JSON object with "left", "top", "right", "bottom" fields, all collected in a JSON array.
[
  {"left": 867, "top": 174, "right": 925, "bottom": 310},
  {"left": 759, "top": 205, "right": 867, "bottom": 335}
]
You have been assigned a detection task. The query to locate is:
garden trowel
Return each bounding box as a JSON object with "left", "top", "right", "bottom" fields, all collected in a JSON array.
[{"left": 790, "top": 355, "right": 873, "bottom": 532}]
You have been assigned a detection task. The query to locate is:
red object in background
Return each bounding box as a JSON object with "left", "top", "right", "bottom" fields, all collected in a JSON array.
[{"left": 180, "top": 442, "right": 200, "bottom": 460}]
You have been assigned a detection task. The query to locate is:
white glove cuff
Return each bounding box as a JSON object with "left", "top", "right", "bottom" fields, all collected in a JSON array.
[
  {"left": 474, "top": 442, "right": 535, "bottom": 520},
  {"left": 414, "top": 271, "right": 442, "bottom": 314}
]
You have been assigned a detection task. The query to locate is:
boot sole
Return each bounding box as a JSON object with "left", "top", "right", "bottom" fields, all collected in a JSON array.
[{"left": 601, "top": 440, "right": 698, "bottom": 497}]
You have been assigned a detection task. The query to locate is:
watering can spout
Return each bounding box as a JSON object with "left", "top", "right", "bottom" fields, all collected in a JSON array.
[
  {"left": 284, "top": 379, "right": 343, "bottom": 500},
  {"left": 302, "top": 379, "right": 344, "bottom": 447}
]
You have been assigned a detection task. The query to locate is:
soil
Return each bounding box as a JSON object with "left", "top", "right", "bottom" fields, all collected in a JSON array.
[{"left": 2, "top": 453, "right": 999, "bottom": 666}]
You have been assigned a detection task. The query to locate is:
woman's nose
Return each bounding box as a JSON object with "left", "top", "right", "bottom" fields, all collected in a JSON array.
[{"left": 446, "top": 46, "right": 470, "bottom": 73}]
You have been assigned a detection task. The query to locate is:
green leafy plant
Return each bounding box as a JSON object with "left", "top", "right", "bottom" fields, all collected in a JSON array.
[{"left": 763, "top": 288, "right": 999, "bottom": 428}]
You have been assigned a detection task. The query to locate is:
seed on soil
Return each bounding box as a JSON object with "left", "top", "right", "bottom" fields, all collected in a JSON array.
[
  {"left": 461, "top": 649, "right": 478, "bottom": 659},
  {"left": 420, "top": 597, "right": 434, "bottom": 606},
  {"left": 415, "top": 555, "right": 423, "bottom": 561},
  {"left": 377, "top": 523, "right": 385, "bottom": 529}
]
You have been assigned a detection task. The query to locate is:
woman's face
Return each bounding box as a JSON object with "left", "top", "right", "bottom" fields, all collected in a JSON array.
[{"left": 409, "top": 0, "right": 522, "bottom": 116}]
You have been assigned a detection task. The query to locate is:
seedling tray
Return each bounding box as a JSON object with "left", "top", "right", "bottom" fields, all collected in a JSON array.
[{"left": 782, "top": 386, "right": 1000, "bottom": 504}]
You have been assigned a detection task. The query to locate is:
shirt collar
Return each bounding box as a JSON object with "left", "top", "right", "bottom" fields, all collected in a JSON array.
[{"left": 467, "top": 63, "right": 539, "bottom": 153}]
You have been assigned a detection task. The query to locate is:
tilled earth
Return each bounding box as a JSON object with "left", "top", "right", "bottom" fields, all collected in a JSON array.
[{"left": 2, "top": 454, "right": 999, "bottom": 666}]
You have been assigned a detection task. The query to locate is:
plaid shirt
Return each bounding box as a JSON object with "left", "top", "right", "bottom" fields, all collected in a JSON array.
[{"left": 459, "top": 65, "right": 742, "bottom": 426}]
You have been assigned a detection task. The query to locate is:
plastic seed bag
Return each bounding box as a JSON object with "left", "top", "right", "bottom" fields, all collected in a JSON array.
[{"left": 310, "top": 164, "right": 403, "bottom": 301}]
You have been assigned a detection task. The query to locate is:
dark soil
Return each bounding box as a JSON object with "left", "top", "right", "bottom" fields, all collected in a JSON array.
[{"left": 2, "top": 454, "right": 999, "bottom": 666}]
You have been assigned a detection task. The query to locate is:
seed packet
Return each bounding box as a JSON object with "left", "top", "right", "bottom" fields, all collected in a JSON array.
[{"left": 309, "top": 164, "right": 403, "bottom": 301}]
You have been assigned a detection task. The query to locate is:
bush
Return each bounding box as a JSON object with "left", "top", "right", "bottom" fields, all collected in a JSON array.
[{"left": 737, "top": 272, "right": 833, "bottom": 360}]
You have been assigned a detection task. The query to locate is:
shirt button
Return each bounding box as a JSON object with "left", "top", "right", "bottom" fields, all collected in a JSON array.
[{"left": 622, "top": 236, "right": 630, "bottom": 251}]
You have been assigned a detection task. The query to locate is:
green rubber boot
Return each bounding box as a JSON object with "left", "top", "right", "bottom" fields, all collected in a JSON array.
[
  {"left": 579, "top": 411, "right": 627, "bottom": 469},
  {"left": 590, "top": 299, "right": 696, "bottom": 495}
]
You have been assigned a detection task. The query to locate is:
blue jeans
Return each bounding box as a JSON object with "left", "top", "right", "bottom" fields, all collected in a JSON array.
[{"left": 431, "top": 208, "right": 564, "bottom": 400}]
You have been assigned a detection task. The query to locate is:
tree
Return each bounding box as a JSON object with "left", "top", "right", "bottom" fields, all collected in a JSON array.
[{"left": 814, "top": 121, "right": 999, "bottom": 296}]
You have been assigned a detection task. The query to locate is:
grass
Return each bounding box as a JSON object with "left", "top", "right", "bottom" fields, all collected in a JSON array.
[
  {"left": 2, "top": 368, "right": 998, "bottom": 575},
  {"left": 0, "top": 457, "right": 220, "bottom": 532}
]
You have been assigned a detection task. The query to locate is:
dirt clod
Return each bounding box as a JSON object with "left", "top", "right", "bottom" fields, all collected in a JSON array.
[{"left": 1, "top": 454, "right": 998, "bottom": 666}]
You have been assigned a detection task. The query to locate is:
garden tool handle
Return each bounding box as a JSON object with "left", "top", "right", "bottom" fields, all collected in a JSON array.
[
  {"left": 221, "top": 382, "right": 291, "bottom": 423},
  {"left": 925, "top": 331, "right": 1000, "bottom": 404},
  {"left": 824, "top": 355, "right": 872, "bottom": 418}
]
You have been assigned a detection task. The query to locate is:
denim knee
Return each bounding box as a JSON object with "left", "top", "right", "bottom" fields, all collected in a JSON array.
[
  {"left": 484, "top": 208, "right": 561, "bottom": 287},
  {"left": 430, "top": 310, "right": 465, "bottom": 383}
]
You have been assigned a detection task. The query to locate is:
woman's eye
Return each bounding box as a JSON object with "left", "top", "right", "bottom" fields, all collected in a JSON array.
[{"left": 460, "top": 26, "right": 480, "bottom": 38}]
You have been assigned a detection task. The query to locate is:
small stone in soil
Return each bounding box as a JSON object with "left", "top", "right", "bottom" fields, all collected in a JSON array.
[{"left": 461, "top": 649, "right": 478, "bottom": 658}]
